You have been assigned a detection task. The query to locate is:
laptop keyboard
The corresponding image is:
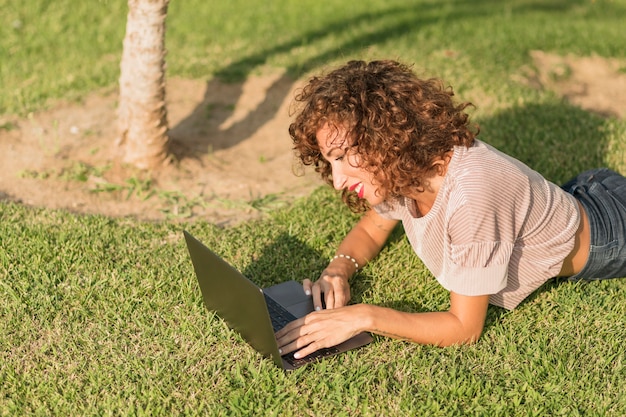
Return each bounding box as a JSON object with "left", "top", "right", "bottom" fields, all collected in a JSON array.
[
  {"left": 264, "top": 293, "right": 297, "bottom": 331},
  {"left": 264, "top": 293, "right": 340, "bottom": 367}
]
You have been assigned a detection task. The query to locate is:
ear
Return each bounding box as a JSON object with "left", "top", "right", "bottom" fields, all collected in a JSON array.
[{"left": 431, "top": 151, "right": 453, "bottom": 176}]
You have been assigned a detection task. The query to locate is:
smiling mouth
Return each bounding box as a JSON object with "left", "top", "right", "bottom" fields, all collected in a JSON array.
[{"left": 349, "top": 183, "right": 364, "bottom": 198}]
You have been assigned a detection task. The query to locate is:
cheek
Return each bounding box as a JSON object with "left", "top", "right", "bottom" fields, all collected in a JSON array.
[
  {"left": 345, "top": 154, "right": 367, "bottom": 176},
  {"left": 347, "top": 152, "right": 361, "bottom": 167}
]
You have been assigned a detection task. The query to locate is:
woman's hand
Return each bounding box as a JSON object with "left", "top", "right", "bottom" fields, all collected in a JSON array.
[
  {"left": 276, "top": 291, "right": 490, "bottom": 357},
  {"left": 275, "top": 305, "right": 368, "bottom": 359},
  {"left": 302, "top": 209, "right": 397, "bottom": 311},
  {"left": 303, "top": 265, "right": 352, "bottom": 311}
]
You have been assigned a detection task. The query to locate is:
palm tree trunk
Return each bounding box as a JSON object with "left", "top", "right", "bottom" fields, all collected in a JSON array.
[{"left": 117, "top": 0, "right": 170, "bottom": 169}]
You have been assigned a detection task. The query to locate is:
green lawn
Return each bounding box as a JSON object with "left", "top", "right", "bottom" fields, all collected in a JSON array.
[
  {"left": 1, "top": 0, "right": 626, "bottom": 415},
  {"left": 2, "top": 190, "right": 625, "bottom": 415}
]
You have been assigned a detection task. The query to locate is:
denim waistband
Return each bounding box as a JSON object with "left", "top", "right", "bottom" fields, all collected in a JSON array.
[{"left": 561, "top": 168, "right": 626, "bottom": 281}]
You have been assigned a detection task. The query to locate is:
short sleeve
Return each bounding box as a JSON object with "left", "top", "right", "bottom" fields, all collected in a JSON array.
[{"left": 439, "top": 241, "right": 513, "bottom": 296}]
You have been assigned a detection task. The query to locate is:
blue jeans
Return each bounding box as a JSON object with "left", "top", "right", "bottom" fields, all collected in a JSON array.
[{"left": 561, "top": 168, "right": 626, "bottom": 281}]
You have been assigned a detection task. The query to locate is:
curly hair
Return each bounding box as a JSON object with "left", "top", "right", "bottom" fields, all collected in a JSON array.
[{"left": 289, "top": 60, "right": 478, "bottom": 212}]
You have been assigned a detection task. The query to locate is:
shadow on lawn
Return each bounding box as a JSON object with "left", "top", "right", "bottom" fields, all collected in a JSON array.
[
  {"left": 241, "top": 223, "right": 407, "bottom": 305},
  {"left": 241, "top": 233, "right": 329, "bottom": 288},
  {"left": 479, "top": 102, "right": 609, "bottom": 183},
  {"left": 169, "top": 0, "right": 591, "bottom": 160}
]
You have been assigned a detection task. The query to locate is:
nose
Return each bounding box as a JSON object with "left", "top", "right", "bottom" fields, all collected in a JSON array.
[{"left": 332, "top": 166, "right": 347, "bottom": 190}]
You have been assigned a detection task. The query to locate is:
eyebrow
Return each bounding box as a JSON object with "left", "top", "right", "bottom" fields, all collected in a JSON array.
[
  {"left": 324, "top": 147, "right": 340, "bottom": 158},
  {"left": 326, "top": 145, "right": 352, "bottom": 160},
  {"left": 324, "top": 139, "right": 350, "bottom": 158}
]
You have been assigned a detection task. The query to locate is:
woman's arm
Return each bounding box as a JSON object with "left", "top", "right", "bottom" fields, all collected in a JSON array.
[
  {"left": 305, "top": 208, "right": 398, "bottom": 310},
  {"left": 366, "top": 291, "right": 490, "bottom": 345},
  {"left": 275, "top": 291, "right": 490, "bottom": 358}
]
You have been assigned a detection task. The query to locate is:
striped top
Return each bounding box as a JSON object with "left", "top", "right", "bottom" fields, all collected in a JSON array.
[{"left": 374, "top": 140, "right": 580, "bottom": 310}]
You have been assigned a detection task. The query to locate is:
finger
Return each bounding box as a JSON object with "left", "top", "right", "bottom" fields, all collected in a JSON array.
[
  {"left": 293, "top": 344, "right": 318, "bottom": 359},
  {"left": 276, "top": 329, "right": 302, "bottom": 355},
  {"left": 277, "top": 327, "right": 314, "bottom": 355},
  {"left": 311, "top": 282, "right": 323, "bottom": 311},
  {"left": 325, "top": 290, "right": 335, "bottom": 310},
  {"left": 302, "top": 279, "right": 312, "bottom": 296},
  {"left": 293, "top": 337, "right": 327, "bottom": 359},
  {"left": 274, "top": 317, "right": 303, "bottom": 339},
  {"left": 334, "top": 291, "right": 346, "bottom": 308},
  {"left": 277, "top": 337, "right": 298, "bottom": 355},
  {"left": 278, "top": 329, "right": 317, "bottom": 357}
]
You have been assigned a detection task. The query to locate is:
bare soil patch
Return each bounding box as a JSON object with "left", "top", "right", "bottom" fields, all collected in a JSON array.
[
  {"left": 0, "top": 69, "right": 321, "bottom": 226},
  {"left": 0, "top": 52, "right": 624, "bottom": 225},
  {"left": 522, "top": 50, "right": 626, "bottom": 119}
]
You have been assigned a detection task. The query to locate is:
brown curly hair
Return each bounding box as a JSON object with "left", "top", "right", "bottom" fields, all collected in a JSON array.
[{"left": 289, "top": 60, "right": 478, "bottom": 212}]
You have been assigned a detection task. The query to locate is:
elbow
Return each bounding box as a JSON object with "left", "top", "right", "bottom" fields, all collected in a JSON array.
[
  {"left": 438, "top": 325, "right": 484, "bottom": 347},
  {"left": 463, "top": 329, "right": 483, "bottom": 345},
  {"left": 459, "top": 323, "right": 485, "bottom": 345},
  {"left": 445, "top": 293, "right": 489, "bottom": 347},
  {"left": 439, "top": 331, "right": 483, "bottom": 347}
]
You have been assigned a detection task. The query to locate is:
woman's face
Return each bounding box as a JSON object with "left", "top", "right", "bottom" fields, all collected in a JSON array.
[{"left": 316, "top": 123, "right": 386, "bottom": 206}]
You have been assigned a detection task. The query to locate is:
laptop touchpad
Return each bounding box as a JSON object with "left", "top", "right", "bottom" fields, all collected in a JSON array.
[{"left": 263, "top": 280, "right": 314, "bottom": 318}]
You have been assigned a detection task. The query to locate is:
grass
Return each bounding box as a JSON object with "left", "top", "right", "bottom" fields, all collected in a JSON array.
[
  {"left": 1, "top": 190, "right": 625, "bottom": 416},
  {"left": 2, "top": 0, "right": 625, "bottom": 115},
  {"left": 1, "top": 0, "right": 626, "bottom": 415}
]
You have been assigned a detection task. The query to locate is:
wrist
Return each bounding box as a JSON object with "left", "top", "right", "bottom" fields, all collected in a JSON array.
[
  {"left": 352, "top": 304, "right": 375, "bottom": 333},
  {"left": 331, "top": 253, "right": 360, "bottom": 274}
]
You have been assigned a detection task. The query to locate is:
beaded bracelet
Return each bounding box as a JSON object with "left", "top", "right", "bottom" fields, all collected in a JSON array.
[{"left": 332, "top": 254, "right": 359, "bottom": 271}]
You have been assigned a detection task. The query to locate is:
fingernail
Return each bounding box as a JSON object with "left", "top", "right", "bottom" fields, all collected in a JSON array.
[
  {"left": 305, "top": 290, "right": 311, "bottom": 296},
  {"left": 315, "top": 306, "right": 321, "bottom": 311},
  {"left": 278, "top": 349, "right": 282, "bottom": 354},
  {"left": 294, "top": 352, "right": 300, "bottom": 359}
]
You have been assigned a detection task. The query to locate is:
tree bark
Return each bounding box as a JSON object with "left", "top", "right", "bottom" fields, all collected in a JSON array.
[{"left": 117, "top": 0, "right": 170, "bottom": 169}]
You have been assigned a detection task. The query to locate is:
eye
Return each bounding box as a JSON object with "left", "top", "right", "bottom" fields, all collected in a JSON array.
[{"left": 335, "top": 146, "right": 353, "bottom": 162}]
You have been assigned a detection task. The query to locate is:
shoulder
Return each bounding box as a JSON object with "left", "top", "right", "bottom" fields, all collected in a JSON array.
[
  {"left": 443, "top": 141, "right": 543, "bottom": 234},
  {"left": 448, "top": 140, "right": 540, "bottom": 200}
]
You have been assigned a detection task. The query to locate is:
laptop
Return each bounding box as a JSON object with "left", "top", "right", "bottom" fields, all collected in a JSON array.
[{"left": 183, "top": 231, "right": 373, "bottom": 370}]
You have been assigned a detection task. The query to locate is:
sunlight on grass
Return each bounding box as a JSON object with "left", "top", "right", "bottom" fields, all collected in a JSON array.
[
  {"left": 1, "top": 0, "right": 626, "bottom": 414},
  {"left": 2, "top": 187, "right": 625, "bottom": 415}
]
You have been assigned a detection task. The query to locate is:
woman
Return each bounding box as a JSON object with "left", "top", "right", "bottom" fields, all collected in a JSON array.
[{"left": 276, "top": 60, "right": 626, "bottom": 360}]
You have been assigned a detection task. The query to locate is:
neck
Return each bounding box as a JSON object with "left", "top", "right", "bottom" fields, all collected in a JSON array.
[{"left": 407, "top": 151, "right": 452, "bottom": 217}]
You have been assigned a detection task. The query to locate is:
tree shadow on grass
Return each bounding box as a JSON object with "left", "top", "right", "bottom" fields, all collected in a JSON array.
[
  {"left": 241, "top": 224, "right": 407, "bottom": 305},
  {"left": 241, "top": 233, "right": 328, "bottom": 289},
  {"left": 170, "top": 5, "right": 430, "bottom": 161},
  {"left": 477, "top": 101, "right": 609, "bottom": 183},
  {"left": 169, "top": 0, "right": 591, "bottom": 162}
]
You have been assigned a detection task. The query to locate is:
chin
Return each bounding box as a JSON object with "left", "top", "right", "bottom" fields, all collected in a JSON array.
[{"left": 365, "top": 196, "right": 384, "bottom": 206}]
